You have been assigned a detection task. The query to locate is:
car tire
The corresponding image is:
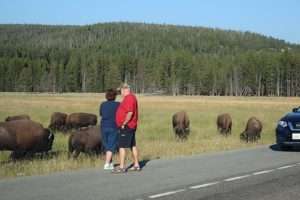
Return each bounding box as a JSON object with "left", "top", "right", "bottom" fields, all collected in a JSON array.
[{"left": 279, "top": 144, "right": 292, "bottom": 151}]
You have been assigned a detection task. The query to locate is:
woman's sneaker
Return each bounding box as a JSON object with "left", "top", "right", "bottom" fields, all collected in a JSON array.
[
  {"left": 109, "top": 163, "right": 114, "bottom": 169},
  {"left": 104, "top": 163, "right": 114, "bottom": 170}
]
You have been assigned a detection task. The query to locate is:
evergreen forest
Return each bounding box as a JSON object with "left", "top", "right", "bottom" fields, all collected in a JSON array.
[{"left": 1, "top": 22, "right": 300, "bottom": 96}]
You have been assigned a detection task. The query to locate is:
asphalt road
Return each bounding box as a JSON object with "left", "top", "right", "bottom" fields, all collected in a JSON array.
[
  {"left": 1, "top": 145, "right": 300, "bottom": 200},
  {"left": 145, "top": 157, "right": 300, "bottom": 200}
]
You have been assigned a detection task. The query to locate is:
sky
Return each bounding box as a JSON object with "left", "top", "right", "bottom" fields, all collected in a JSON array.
[{"left": 0, "top": 0, "right": 299, "bottom": 44}]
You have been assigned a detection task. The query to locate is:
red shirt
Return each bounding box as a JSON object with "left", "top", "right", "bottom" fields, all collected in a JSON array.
[{"left": 116, "top": 93, "right": 138, "bottom": 129}]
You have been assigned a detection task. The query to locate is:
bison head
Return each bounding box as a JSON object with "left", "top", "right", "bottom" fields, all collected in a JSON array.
[
  {"left": 174, "top": 126, "right": 190, "bottom": 140},
  {"left": 240, "top": 132, "right": 246, "bottom": 141},
  {"left": 42, "top": 128, "right": 55, "bottom": 152},
  {"left": 47, "top": 129, "right": 55, "bottom": 150}
]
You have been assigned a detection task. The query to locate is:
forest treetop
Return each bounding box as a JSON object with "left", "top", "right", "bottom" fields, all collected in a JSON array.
[{"left": 0, "top": 22, "right": 300, "bottom": 96}]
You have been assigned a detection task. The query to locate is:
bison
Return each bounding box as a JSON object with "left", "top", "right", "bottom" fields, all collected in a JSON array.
[
  {"left": 217, "top": 113, "right": 232, "bottom": 136},
  {"left": 68, "top": 125, "right": 103, "bottom": 158},
  {"left": 0, "top": 120, "right": 54, "bottom": 159},
  {"left": 240, "top": 117, "right": 262, "bottom": 143},
  {"left": 172, "top": 111, "right": 190, "bottom": 140},
  {"left": 48, "top": 112, "right": 68, "bottom": 132},
  {"left": 65, "top": 112, "right": 97, "bottom": 130},
  {"left": 5, "top": 114, "right": 30, "bottom": 122}
]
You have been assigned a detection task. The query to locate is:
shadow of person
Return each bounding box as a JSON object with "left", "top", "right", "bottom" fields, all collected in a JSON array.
[
  {"left": 126, "top": 159, "right": 150, "bottom": 170},
  {"left": 139, "top": 159, "right": 150, "bottom": 169}
]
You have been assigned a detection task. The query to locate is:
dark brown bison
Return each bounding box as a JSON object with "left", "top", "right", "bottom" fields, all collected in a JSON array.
[
  {"left": 172, "top": 111, "right": 190, "bottom": 140},
  {"left": 0, "top": 120, "right": 54, "bottom": 159},
  {"left": 48, "top": 112, "right": 68, "bottom": 132},
  {"left": 5, "top": 114, "right": 30, "bottom": 122},
  {"left": 217, "top": 113, "right": 232, "bottom": 136},
  {"left": 66, "top": 113, "right": 97, "bottom": 130},
  {"left": 240, "top": 117, "right": 262, "bottom": 142},
  {"left": 68, "top": 126, "right": 103, "bottom": 158}
]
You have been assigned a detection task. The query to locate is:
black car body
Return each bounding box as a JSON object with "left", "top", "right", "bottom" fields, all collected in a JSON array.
[{"left": 276, "top": 107, "right": 300, "bottom": 149}]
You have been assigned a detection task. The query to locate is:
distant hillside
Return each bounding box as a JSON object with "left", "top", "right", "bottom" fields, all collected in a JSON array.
[{"left": 0, "top": 22, "right": 299, "bottom": 96}]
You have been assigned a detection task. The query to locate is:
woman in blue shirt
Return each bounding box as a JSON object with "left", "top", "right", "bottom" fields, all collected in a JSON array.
[{"left": 100, "top": 89, "right": 120, "bottom": 170}]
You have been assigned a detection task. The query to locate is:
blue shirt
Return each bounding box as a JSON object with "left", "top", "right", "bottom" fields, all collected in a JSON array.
[{"left": 99, "top": 101, "right": 120, "bottom": 129}]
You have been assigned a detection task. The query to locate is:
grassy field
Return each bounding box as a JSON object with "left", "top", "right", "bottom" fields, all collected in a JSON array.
[{"left": 0, "top": 93, "right": 299, "bottom": 179}]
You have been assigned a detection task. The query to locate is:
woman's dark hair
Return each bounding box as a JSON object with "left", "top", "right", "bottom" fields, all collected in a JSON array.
[{"left": 105, "top": 89, "right": 117, "bottom": 101}]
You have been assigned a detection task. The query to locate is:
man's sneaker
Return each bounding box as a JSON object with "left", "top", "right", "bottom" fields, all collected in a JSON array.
[{"left": 104, "top": 163, "right": 114, "bottom": 170}]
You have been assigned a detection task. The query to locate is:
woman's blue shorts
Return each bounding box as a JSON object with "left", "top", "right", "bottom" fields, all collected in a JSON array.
[{"left": 101, "top": 127, "right": 118, "bottom": 152}]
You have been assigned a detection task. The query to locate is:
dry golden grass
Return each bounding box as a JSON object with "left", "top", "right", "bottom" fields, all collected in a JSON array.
[{"left": 0, "top": 93, "right": 299, "bottom": 179}]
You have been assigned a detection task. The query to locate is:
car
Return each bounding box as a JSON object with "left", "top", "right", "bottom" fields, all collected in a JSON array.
[{"left": 276, "top": 107, "right": 300, "bottom": 150}]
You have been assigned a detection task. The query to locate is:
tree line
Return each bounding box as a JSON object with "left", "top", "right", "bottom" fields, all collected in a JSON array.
[{"left": 0, "top": 22, "right": 300, "bottom": 96}]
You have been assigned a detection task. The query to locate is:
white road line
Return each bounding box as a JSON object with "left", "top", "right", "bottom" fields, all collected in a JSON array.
[
  {"left": 190, "top": 182, "right": 220, "bottom": 189},
  {"left": 147, "top": 163, "right": 300, "bottom": 199},
  {"left": 149, "top": 189, "right": 186, "bottom": 199},
  {"left": 252, "top": 169, "right": 275, "bottom": 175},
  {"left": 224, "top": 174, "right": 251, "bottom": 182},
  {"left": 277, "top": 165, "right": 296, "bottom": 170}
]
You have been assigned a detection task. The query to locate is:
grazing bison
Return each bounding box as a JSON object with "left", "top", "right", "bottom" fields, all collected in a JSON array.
[
  {"left": 217, "top": 113, "right": 232, "bottom": 136},
  {"left": 172, "top": 111, "right": 190, "bottom": 140},
  {"left": 48, "top": 112, "right": 68, "bottom": 132},
  {"left": 68, "top": 126, "right": 103, "bottom": 158},
  {"left": 240, "top": 117, "right": 262, "bottom": 143},
  {"left": 5, "top": 114, "right": 30, "bottom": 122},
  {"left": 66, "top": 113, "right": 97, "bottom": 130},
  {"left": 0, "top": 120, "right": 54, "bottom": 159}
]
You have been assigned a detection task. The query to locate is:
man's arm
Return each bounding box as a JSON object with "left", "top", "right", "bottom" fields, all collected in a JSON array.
[{"left": 122, "top": 112, "right": 133, "bottom": 129}]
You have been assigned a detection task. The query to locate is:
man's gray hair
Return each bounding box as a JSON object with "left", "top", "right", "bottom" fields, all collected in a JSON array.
[{"left": 117, "top": 83, "right": 131, "bottom": 91}]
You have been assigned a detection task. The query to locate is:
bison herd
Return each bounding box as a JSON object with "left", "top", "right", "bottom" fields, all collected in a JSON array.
[
  {"left": 0, "top": 119, "right": 54, "bottom": 159},
  {"left": 49, "top": 112, "right": 97, "bottom": 132},
  {"left": 0, "top": 112, "right": 101, "bottom": 160},
  {"left": 0, "top": 110, "right": 263, "bottom": 160},
  {"left": 173, "top": 111, "right": 262, "bottom": 142}
]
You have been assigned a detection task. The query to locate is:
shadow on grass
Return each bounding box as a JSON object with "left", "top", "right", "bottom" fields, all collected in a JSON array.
[
  {"left": 269, "top": 144, "right": 300, "bottom": 152},
  {"left": 0, "top": 150, "right": 63, "bottom": 164}
]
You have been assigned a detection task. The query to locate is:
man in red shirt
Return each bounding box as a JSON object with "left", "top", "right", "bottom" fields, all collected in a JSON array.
[{"left": 113, "top": 83, "right": 140, "bottom": 173}]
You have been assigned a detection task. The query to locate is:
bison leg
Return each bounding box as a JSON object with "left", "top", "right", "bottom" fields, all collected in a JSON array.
[
  {"left": 68, "top": 150, "right": 73, "bottom": 159},
  {"left": 10, "top": 151, "right": 18, "bottom": 160},
  {"left": 62, "top": 125, "right": 68, "bottom": 133},
  {"left": 249, "top": 135, "right": 252, "bottom": 143},
  {"left": 10, "top": 151, "right": 26, "bottom": 160},
  {"left": 222, "top": 129, "right": 225, "bottom": 135},
  {"left": 256, "top": 134, "right": 260, "bottom": 142},
  {"left": 40, "top": 151, "right": 48, "bottom": 159},
  {"left": 67, "top": 124, "right": 73, "bottom": 131},
  {"left": 85, "top": 148, "right": 94, "bottom": 156},
  {"left": 225, "top": 127, "right": 231, "bottom": 136},
  {"left": 72, "top": 150, "right": 80, "bottom": 158},
  {"left": 25, "top": 151, "right": 36, "bottom": 159},
  {"left": 249, "top": 134, "right": 255, "bottom": 143},
  {"left": 94, "top": 145, "right": 103, "bottom": 155},
  {"left": 225, "top": 129, "right": 229, "bottom": 137}
]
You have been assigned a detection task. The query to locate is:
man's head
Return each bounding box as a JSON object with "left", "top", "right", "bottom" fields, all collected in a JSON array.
[{"left": 118, "top": 83, "right": 131, "bottom": 97}]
